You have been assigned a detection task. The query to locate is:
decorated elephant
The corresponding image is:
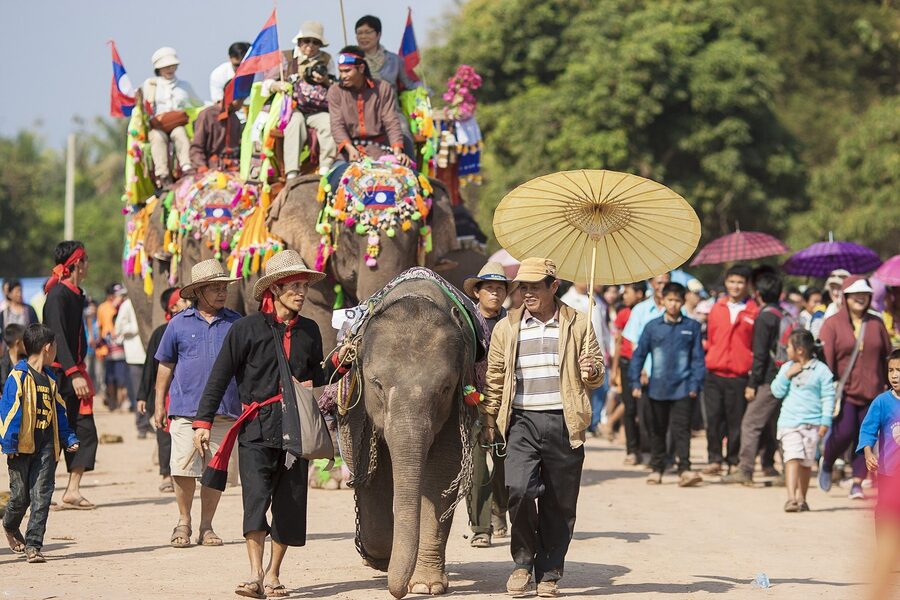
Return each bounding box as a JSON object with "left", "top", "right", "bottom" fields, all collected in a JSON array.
[
  {"left": 335, "top": 273, "right": 482, "bottom": 598},
  {"left": 122, "top": 167, "right": 466, "bottom": 351}
]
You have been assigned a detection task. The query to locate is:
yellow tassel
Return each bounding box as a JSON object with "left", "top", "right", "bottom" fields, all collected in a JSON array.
[
  {"left": 251, "top": 251, "right": 261, "bottom": 273},
  {"left": 143, "top": 272, "right": 153, "bottom": 296}
]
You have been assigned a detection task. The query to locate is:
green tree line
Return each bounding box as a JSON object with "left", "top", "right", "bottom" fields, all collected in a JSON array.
[{"left": 427, "top": 0, "right": 900, "bottom": 255}]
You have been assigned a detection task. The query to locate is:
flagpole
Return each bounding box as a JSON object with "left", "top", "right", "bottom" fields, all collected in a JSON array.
[
  {"left": 339, "top": 0, "right": 348, "bottom": 46},
  {"left": 274, "top": 1, "right": 284, "bottom": 82}
]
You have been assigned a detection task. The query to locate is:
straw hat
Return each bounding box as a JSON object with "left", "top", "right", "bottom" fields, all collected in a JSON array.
[
  {"left": 292, "top": 21, "right": 329, "bottom": 47},
  {"left": 463, "top": 262, "right": 518, "bottom": 299},
  {"left": 513, "top": 257, "right": 557, "bottom": 283},
  {"left": 151, "top": 47, "right": 180, "bottom": 70},
  {"left": 252, "top": 249, "right": 326, "bottom": 300},
  {"left": 180, "top": 259, "right": 239, "bottom": 300}
]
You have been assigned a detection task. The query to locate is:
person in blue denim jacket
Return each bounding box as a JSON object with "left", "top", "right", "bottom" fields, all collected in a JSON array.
[{"left": 631, "top": 282, "right": 706, "bottom": 487}]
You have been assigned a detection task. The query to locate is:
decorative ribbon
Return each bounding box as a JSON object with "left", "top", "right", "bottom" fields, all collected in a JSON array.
[{"left": 44, "top": 247, "right": 85, "bottom": 293}]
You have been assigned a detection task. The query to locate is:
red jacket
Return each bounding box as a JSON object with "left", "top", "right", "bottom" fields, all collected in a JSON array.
[{"left": 705, "top": 297, "right": 758, "bottom": 378}]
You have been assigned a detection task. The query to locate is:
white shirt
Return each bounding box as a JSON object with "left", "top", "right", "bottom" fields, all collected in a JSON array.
[
  {"left": 142, "top": 76, "right": 200, "bottom": 114},
  {"left": 726, "top": 299, "right": 747, "bottom": 324},
  {"left": 209, "top": 61, "right": 235, "bottom": 103},
  {"left": 114, "top": 299, "right": 146, "bottom": 365}
]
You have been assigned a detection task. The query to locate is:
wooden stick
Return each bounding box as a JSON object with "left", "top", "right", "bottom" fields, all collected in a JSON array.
[{"left": 339, "top": 0, "right": 349, "bottom": 46}]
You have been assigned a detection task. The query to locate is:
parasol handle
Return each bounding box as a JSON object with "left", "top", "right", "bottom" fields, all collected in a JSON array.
[{"left": 588, "top": 245, "right": 597, "bottom": 317}]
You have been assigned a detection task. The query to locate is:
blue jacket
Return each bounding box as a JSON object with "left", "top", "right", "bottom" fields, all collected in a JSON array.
[
  {"left": 771, "top": 359, "right": 836, "bottom": 429},
  {"left": 0, "top": 360, "right": 78, "bottom": 457},
  {"left": 630, "top": 315, "right": 705, "bottom": 400},
  {"left": 857, "top": 391, "right": 900, "bottom": 476}
]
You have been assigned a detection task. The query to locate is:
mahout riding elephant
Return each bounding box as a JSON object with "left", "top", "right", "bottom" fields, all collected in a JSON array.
[{"left": 337, "top": 275, "right": 480, "bottom": 597}]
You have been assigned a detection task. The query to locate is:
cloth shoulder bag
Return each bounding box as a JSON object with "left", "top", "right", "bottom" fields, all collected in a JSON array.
[
  {"left": 270, "top": 325, "right": 334, "bottom": 461},
  {"left": 832, "top": 320, "right": 867, "bottom": 418}
]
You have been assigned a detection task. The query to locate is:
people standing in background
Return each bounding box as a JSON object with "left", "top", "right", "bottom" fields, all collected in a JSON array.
[
  {"left": 98, "top": 284, "right": 127, "bottom": 412},
  {"left": 812, "top": 269, "right": 850, "bottom": 340},
  {"left": 115, "top": 293, "right": 150, "bottom": 438},
  {"left": 612, "top": 282, "right": 647, "bottom": 465},
  {"left": 702, "top": 265, "right": 757, "bottom": 476},
  {"left": 799, "top": 287, "right": 824, "bottom": 331},
  {"left": 1, "top": 324, "right": 26, "bottom": 384},
  {"left": 0, "top": 280, "right": 39, "bottom": 331},
  {"left": 818, "top": 276, "right": 892, "bottom": 499},
  {"left": 462, "top": 262, "right": 516, "bottom": 549},
  {"left": 209, "top": 42, "right": 250, "bottom": 104},
  {"left": 42, "top": 240, "right": 97, "bottom": 510},
  {"left": 882, "top": 286, "right": 900, "bottom": 348},
  {"left": 138, "top": 287, "right": 189, "bottom": 495}
]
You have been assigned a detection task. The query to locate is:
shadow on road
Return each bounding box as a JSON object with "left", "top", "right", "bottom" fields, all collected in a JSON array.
[
  {"left": 573, "top": 530, "right": 657, "bottom": 543},
  {"left": 697, "top": 574, "right": 861, "bottom": 587},
  {"left": 581, "top": 468, "right": 648, "bottom": 486}
]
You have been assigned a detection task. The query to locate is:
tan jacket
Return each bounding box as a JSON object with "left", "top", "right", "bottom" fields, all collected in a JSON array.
[{"left": 482, "top": 300, "right": 605, "bottom": 448}]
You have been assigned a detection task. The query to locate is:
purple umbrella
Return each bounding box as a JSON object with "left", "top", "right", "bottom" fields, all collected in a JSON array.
[
  {"left": 874, "top": 255, "right": 900, "bottom": 287},
  {"left": 783, "top": 237, "right": 882, "bottom": 278}
]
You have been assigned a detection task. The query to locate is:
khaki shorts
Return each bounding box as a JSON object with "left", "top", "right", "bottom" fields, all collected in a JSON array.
[
  {"left": 169, "top": 416, "right": 236, "bottom": 478},
  {"left": 777, "top": 425, "right": 820, "bottom": 467}
]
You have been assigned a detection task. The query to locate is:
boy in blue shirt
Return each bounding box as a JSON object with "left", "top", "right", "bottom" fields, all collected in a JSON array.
[
  {"left": 631, "top": 282, "right": 706, "bottom": 487},
  {"left": 1, "top": 324, "right": 79, "bottom": 563},
  {"left": 857, "top": 349, "right": 900, "bottom": 600}
]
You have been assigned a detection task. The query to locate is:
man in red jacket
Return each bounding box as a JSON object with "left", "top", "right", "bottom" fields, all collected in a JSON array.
[{"left": 702, "top": 265, "right": 757, "bottom": 475}]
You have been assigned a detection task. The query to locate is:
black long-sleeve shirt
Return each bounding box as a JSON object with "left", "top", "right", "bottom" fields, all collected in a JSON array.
[
  {"left": 194, "top": 312, "right": 332, "bottom": 448},
  {"left": 43, "top": 283, "right": 86, "bottom": 374},
  {"left": 748, "top": 303, "right": 781, "bottom": 389},
  {"left": 137, "top": 323, "right": 167, "bottom": 413}
]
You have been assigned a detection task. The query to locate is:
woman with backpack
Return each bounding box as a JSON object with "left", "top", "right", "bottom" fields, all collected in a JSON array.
[{"left": 818, "top": 276, "right": 892, "bottom": 499}]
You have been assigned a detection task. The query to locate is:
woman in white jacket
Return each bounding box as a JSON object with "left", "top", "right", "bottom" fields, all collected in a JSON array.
[
  {"left": 142, "top": 47, "right": 201, "bottom": 187},
  {"left": 115, "top": 296, "right": 151, "bottom": 437}
]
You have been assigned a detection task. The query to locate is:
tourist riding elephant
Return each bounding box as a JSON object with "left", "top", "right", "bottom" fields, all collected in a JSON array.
[{"left": 338, "top": 276, "right": 480, "bottom": 598}]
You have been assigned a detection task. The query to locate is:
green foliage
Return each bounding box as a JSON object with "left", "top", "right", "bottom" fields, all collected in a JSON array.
[
  {"left": 426, "top": 0, "right": 898, "bottom": 256},
  {"left": 789, "top": 97, "right": 900, "bottom": 256},
  {"left": 0, "top": 119, "right": 128, "bottom": 298}
]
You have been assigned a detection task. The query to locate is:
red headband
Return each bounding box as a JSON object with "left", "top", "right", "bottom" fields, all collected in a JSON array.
[
  {"left": 165, "top": 288, "right": 182, "bottom": 321},
  {"left": 44, "top": 247, "right": 86, "bottom": 293},
  {"left": 258, "top": 273, "right": 310, "bottom": 314}
]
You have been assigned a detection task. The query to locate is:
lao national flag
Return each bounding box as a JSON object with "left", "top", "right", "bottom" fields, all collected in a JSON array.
[
  {"left": 108, "top": 41, "right": 135, "bottom": 118},
  {"left": 398, "top": 8, "right": 420, "bottom": 82},
  {"left": 223, "top": 9, "right": 281, "bottom": 106}
]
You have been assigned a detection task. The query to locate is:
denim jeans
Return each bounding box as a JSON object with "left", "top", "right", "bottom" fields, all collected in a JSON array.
[
  {"left": 589, "top": 381, "right": 609, "bottom": 431},
  {"left": 3, "top": 442, "right": 57, "bottom": 550}
]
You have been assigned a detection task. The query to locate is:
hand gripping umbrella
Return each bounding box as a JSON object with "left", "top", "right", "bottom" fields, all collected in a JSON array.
[{"left": 493, "top": 169, "right": 701, "bottom": 313}]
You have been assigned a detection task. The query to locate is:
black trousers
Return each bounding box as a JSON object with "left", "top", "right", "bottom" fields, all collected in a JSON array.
[
  {"left": 647, "top": 397, "right": 692, "bottom": 474},
  {"left": 57, "top": 370, "right": 98, "bottom": 473},
  {"left": 506, "top": 409, "right": 584, "bottom": 583},
  {"left": 618, "top": 358, "right": 641, "bottom": 455},
  {"left": 468, "top": 428, "right": 508, "bottom": 534},
  {"left": 703, "top": 373, "right": 747, "bottom": 466},
  {"left": 239, "top": 441, "right": 308, "bottom": 546},
  {"left": 157, "top": 429, "right": 172, "bottom": 477}
]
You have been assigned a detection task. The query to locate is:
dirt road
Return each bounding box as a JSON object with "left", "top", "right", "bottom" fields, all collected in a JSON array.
[{"left": 0, "top": 410, "right": 876, "bottom": 599}]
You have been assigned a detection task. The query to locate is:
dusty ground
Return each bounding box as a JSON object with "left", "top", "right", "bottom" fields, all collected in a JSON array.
[{"left": 0, "top": 409, "right": 882, "bottom": 599}]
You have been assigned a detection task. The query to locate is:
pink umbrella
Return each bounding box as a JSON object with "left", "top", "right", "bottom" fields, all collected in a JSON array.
[
  {"left": 690, "top": 230, "right": 789, "bottom": 266},
  {"left": 875, "top": 255, "right": 900, "bottom": 287},
  {"left": 489, "top": 248, "right": 520, "bottom": 279}
]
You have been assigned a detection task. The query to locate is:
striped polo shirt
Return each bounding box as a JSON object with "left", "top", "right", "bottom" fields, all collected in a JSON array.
[{"left": 513, "top": 311, "right": 562, "bottom": 411}]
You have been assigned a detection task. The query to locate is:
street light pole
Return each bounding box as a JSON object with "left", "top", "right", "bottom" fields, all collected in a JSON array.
[{"left": 64, "top": 133, "right": 75, "bottom": 240}]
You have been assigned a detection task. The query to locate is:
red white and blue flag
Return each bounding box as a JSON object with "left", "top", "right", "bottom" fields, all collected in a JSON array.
[
  {"left": 222, "top": 9, "right": 281, "bottom": 107},
  {"left": 398, "top": 8, "right": 421, "bottom": 82},
  {"left": 108, "top": 41, "right": 135, "bottom": 118}
]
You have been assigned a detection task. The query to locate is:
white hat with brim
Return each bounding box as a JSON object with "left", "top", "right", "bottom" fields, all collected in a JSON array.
[
  {"left": 292, "top": 21, "right": 329, "bottom": 47},
  {"left": 152, "top": 46, "right": 180, "bottom": 70},
  {"left": 252, "top": 249, "right": 326, "bottom": 301},
  {"left": 842, "top": 276, "right": 874, "bottom": 295},
  {"left": 463, "top": 262, "right": 519, "bottom": 299},
  {"left": 180, "top": 259, "right": 240, "bottom": 300}
]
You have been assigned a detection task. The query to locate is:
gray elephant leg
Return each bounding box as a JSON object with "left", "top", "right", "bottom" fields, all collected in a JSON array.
[
  {"left": 356, "top": 438, "right": 394, "bottom": 571},
  {"left": 408, "top": 411, "right": 463, "bottom": 595}
]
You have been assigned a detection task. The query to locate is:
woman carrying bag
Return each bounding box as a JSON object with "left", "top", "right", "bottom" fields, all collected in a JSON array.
[
  {"left": 142, "top": 47, "right": 201, "bottom": 189},
  {"left": 818, "top": 276, "right": 892, "bottom": 499}
]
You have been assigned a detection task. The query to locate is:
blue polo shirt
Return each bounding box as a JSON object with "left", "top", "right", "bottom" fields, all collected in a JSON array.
[{"left": 155, "top": 306, "right": 241, "bottom": 419}]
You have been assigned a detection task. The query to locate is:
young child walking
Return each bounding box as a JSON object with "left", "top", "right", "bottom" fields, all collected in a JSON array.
[
  {"left": 630, "top": 282, "right": 706, "bottom": 487},
  {"left": 1, "top": 324, "right": 79, "bottom": 563},
  {"left": 857, "top": 349, "right": 900, "bottom": 600},
  {"left": 770, "top": 329, "right": 835, "bottom": 512}
]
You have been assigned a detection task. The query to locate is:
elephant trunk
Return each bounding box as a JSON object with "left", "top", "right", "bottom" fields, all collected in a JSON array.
[{"left": 386, "top": 422, "right": 430, "bottom": 598}]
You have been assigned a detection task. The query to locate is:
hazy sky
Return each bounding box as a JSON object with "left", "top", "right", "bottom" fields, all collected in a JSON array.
[{"left": 0, "top": 0, "right": 455, "bottom": 147}]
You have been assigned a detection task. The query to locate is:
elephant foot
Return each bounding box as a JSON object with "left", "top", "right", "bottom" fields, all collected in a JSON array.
[
  {"left": 363, "top": 557, "right": 390, "bottom": 572},
  {"left": 408, "top": 567, "right": 449, "bottom": 595}
]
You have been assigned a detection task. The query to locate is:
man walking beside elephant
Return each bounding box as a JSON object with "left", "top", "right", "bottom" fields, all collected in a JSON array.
[{"left": 482, "top": 257, "right": 605, "bottom": 598}]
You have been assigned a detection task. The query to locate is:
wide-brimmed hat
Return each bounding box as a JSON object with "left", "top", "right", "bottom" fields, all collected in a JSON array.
[
  {"left": 180, "top": 259, "right": 239, "bottom": 300},
  {"left": 253, "top": 249, "right": 326, "bottom": 300},
  {"left": 151, "top": 47, "right": 180, "bottom": 70},
  {"left": 514, "top": 257, "right": 557, "bottom": 283},
  {"left": 292, "top": 21, "right": 329, "bottom": 47},
  {"left": 463, "top": 262, "right": 519, "bottom": 299},
  {"left": 842, "top": 275, "right": 873, "bottom": 295}
]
